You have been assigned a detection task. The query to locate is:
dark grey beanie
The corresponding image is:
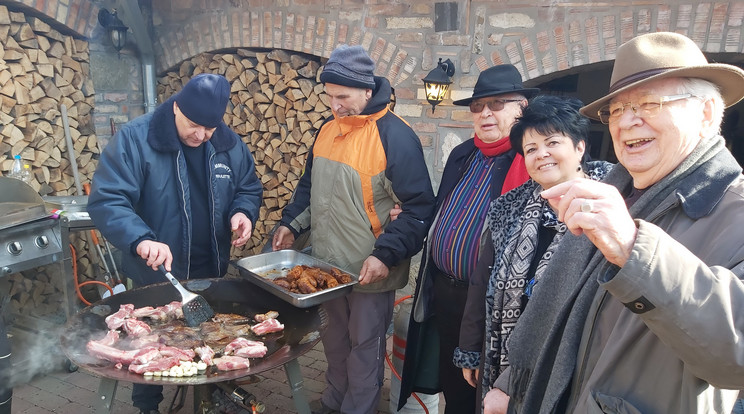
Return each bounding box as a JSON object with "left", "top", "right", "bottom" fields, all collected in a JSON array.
[
  {"left": 319, "top": 45, "right": 376, "bottom": 89},
  {"left": 174, "top": 73, "right": 230, "bottom": 128}
]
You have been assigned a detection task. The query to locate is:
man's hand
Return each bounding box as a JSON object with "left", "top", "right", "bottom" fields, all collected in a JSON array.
[
  {"left": 136, "top": 240, "right": 173, "bottom": 271},
  {"left": 483, "top": 388, "right": 510, "bottom": 414},
  {"left": 359, "top": 256, "right": 389, "bottom": 285},
  {"left": 272, "top": 225, "right": 296, "bottom": 251},
  {"left": 462, "top": 368, "right": 479, "bottom": 388},
  {"left": 230, "top": 212, "right": 253, "bottom": 247},
  {"left": 541, "top": 178, "right": 637, "bottom": 267}
]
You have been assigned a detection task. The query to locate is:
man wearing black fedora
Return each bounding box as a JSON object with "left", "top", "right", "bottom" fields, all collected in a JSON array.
[{"left": 399, "top": 64, "right": 538, "bottom": 413}]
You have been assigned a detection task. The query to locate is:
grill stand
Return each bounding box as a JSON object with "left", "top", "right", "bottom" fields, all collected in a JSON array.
[
  {"left": 284, "top": 358, "right": 312, "bottom": 414},
  {"left": 94, "top": 358, "right": 311, "bottom": 414}
]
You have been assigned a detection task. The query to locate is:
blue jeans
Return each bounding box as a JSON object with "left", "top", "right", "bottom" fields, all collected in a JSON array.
[{"left": 732, "top": 399, "right": 744, "bottom": 414}]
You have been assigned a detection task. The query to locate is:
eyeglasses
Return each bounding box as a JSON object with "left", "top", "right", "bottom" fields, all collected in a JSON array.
[
  {"left": 469, "top": 98, "right": 523, "bottom": 113},
  {"left": 597, "top": 93, "right": 699, "bottom": 124}
]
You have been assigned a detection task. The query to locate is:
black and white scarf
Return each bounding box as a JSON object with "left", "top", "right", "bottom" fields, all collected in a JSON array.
[{"left": 481, "top": 161, "right": 613, "bottom": 394}]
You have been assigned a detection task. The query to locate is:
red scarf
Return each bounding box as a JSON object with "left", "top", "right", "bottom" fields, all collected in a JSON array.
[{"left": 474, "top": 134, "right": 529, "bottom": 195}]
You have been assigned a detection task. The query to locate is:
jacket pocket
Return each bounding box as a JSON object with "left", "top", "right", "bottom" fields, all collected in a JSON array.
[{"left": 586, "top": 391, "right": 643, "bottom": 414}]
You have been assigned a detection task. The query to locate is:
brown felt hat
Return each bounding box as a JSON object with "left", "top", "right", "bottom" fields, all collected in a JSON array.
[{"left": 580, "top": 32, "right": 744, "bottom": 120}]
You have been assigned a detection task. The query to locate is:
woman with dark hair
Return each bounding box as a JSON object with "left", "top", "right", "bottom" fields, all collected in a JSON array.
[{"left": 453, "top": 95, "right": 612, "bottom": 410}]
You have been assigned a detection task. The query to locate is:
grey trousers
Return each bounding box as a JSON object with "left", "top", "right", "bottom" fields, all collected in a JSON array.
[{"left": 321, "top": 289, "right": 395, "bottom": 414}]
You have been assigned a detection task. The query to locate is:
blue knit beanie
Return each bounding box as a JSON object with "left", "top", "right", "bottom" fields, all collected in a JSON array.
[
  {"left": 319, "top": 45, "right": 376, "bottom": 90},
  {"left": 174, "top": 73, "right": 230, "bottom": 128}
]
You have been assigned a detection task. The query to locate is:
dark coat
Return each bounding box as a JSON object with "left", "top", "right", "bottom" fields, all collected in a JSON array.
[
  {"left": 398, "top": 139, "right": 519, "bottom": 408},
  {"left": 88, "top": 96, "right": 263, "bottom": 285}
]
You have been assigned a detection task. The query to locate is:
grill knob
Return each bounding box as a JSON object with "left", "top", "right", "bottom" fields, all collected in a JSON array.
[
  {"left": 7, "top": 241, "right": 22, "bottom": 255},
  {"left": 35, "top": 235, "right": 49, "bottom": 248}
]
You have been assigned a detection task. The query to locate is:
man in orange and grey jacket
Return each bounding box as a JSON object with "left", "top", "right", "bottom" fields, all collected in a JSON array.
[{"left": 272, "top": 45, "right": 435, "bottom": 414}]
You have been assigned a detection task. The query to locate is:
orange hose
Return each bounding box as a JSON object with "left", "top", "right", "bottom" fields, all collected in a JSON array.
[
  {"left": 70, "top": 243, "right": 113, "bottom": 305},
  {"left": 394, "top": 294, "right": 412, "bottom": 307},
  {"left": 386, "top": 294, "right": 430, "bottom": 414}
]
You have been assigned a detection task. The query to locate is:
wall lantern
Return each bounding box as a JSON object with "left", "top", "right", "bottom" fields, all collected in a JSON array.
[
  {"left": 98, "top": 8, "right": 129, "bottom": 54},
  {"left": 423, "top": 58, "right": 455, "bottom": 112}
]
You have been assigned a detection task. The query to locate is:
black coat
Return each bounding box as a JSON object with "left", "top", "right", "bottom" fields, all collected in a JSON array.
[{"left": 397, "top": 138, "right": 519, "bottom": 408}]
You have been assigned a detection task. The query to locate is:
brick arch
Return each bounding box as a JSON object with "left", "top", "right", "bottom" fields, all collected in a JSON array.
[
  {"left": 485, "top": 2, "right": 744, "bottom": 83},
  {"left": 8, "top": 0, "right": 100, "bottom": 38},
  {"left": 153, "top": 11, "right": 419, "bottom": 86}
]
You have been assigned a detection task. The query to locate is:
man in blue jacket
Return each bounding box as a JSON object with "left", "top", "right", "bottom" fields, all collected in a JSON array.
[{"left": 88, "top": 73, "right": 262, "bottom": 414}]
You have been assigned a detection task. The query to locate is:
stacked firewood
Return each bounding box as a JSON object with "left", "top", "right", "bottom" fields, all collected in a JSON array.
[
  {"left": 0, "top": 266, "right": 66, "bottom": 318},
  {"left": 0, "top": 6, "right": 101, "bottom": 313},
  {"left": 0, "top": 6, "right": 97, "bottom": 196},
  {"left": 157, "top": 49, "right": 329, "bottom": 255}
]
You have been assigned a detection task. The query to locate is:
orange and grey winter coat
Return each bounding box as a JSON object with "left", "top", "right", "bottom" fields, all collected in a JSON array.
[{"left": 280, "top": 77, "right": 435, "bottom": 293}]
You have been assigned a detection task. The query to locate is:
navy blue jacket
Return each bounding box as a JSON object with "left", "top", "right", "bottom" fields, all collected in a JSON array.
[{"left": 88, "top": 97, "right": 263, "bottom": 285}]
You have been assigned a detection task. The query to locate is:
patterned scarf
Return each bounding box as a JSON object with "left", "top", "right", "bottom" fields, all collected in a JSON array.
[{"left": 481, "top": 161, "right": 613, "bottom": 394}]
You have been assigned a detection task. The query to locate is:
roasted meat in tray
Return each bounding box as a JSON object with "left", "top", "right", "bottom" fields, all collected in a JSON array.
[
  {"left": 273, "top": 265, "right": 352, "bottom": 294},
  {"left": 233, "top": 250, "right": 359, "bottom": 308}
]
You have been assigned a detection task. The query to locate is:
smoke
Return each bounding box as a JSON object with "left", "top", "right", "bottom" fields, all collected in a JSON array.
[{"left": 0, "top": 315, "right": 97, "bottom": 394}]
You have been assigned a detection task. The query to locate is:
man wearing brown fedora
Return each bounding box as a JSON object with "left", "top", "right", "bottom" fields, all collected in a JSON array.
[
  {"left": 399, "top": 64, "right": 538, "bottom": 413},
  {"left": 485, "top": 32, "right": 744, "bottom": 414}
]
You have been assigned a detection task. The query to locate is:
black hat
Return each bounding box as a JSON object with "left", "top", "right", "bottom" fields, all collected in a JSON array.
[
  {"left": 174, "top": 73, "right": 230, "bottom": 128},
  {"left": 453, "top": 64, "right": 539, "bottom": 106}
]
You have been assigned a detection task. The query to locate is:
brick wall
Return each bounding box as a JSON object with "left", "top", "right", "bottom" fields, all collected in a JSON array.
[
  {"left": 10, "top": 0, "right": 99, "bottom": 38},
  {"left": 11, "top": 0, "right": 744, "bottom": 177},
  {"left": 146, "top": 1, "right": 744, "bottom": 177}
]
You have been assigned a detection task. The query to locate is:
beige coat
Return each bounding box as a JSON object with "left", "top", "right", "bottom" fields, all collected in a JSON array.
[{"left": 567, "top": 177, "right": 744, "bottom": 413}]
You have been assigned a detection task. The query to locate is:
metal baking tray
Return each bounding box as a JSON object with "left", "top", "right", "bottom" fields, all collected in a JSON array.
[{"left": 232, "top": 250, "right": 358, "bottom": 308}]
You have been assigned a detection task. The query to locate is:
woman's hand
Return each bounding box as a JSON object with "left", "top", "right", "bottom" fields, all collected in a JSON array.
[{"left": 462, "top": 368, "right": 479, "bottom": 388}]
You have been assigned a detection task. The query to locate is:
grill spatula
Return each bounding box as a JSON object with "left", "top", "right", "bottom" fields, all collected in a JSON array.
[{"left": 158, "top": 265, "right": 215, "bottom": 327}]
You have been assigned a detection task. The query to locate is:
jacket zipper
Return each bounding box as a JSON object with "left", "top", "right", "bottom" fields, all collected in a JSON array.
[
  {"left": 176, "top": 150, "right": 192, "bottom": 279},
  {"left": 208, "top": 149, "right": 220, "bottom": 276}
]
